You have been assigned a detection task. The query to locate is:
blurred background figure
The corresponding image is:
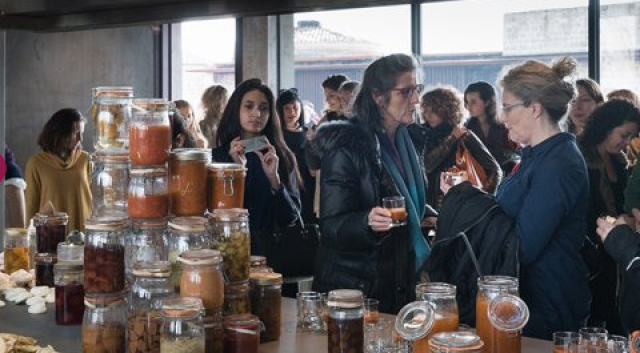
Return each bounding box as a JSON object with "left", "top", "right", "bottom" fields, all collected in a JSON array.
[
  {"left": 5, "top": 144, "right": 26, "bottom": 228},
  {"left": 338, "top": 80, "right": 360, "bottom": 117},
  {"left": 607, "top": 89, "right": 640, "bottom": 165},
  {"left": 565, "top": 78, "right": 604, "bottom": 135},
  {"left": 319, "top": 74, "right": 349, "bottom": 123},
  {"left": 174, "top": 99, "right": 206, "bottom": 148},
  {"left": 200, "top": 84, "right": 229, "bottom": 148},
  {"left": 170, "top": 108, "right": 197, "bottom": 149}
]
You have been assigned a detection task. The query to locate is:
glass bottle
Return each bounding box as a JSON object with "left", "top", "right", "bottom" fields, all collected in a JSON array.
[
  {"left": 54, "top": 261, "right": 85, "bottom": 325},
  {"left": 249, "top": 272, "right": 283, "bottom": 342},
  {"left": 83, "top": 292, "right": 127, "bottom": 353},
  {"left": 178, "top": 249, "right": 225, "bottom": 310},
  {"left": 126, "top": 219, "right": 168, "bottom": 284},
  {"left": 249, "top": 255, "right": 273, "bottom": 274},
  {"left": 206, "top": 163, "right": 247, "bottom": 210},
  {"left": 128, "top": 167, "right": 169, "bottom": 219},
  {"left": 91, "top": 150, "right": 130, "bottom": 218},
  {"left": 327, "top": 289, "right": 364, "bottom": 353},
  {"left": 476, "top": 276, "right": 519, "bottom": 353},
  {"left": 92, "top": 86, "right": 133, "bottom": 152},
  {"left": 487, "top": 294, "right": 529, "bottom": 353},
  {"left": 166, "top": 217, "right": 211, "bottom": 292},
  {"left": 223, "top": 280, "right": 251, "bottom": 317},
  {"left": 429, "top": 332, "right": 484, "bottom": 353},
  {"left": 129, "top": 99, "right": 172, "bottom": 166},
  {"left": 84, "top": 217, "right": 127, "bottom": 294},
  {"left": 208, "top": 209, "right": 250, "bottom": 283},
  {"left": 160, "top": 296, "right": 205, "bottom": 353},
  {"left": 169, "top": 149, "right": 211, "bottom": 217},
  {"left": 128, "top": 261, "right": 175, "bottom": 353},
  {"left": 4, "top": 228, "right": 30, "bottom": 274},
  {"left": 223, "top": 314, "right": 261, "bottom": 353},
  {"left": 414, "top": 283, "right": 460, "bottom": 352},
  {"left": 35, "top": 253, "right": 57, "bottom": 287},
  {"left": 33, "top": 212, "right": 68, "bottom": 254}
]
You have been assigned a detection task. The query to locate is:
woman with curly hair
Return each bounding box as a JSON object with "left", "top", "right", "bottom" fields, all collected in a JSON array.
[
  {"left": 578, "top": 98, "right": 640, "bottom": 334},
  {"left": 200, "top": 84, "right": 229, "bottom": 148}
]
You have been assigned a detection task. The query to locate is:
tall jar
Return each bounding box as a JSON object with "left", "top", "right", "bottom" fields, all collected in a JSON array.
[
  {"left": 208, "top": 209, "right": 250, "bottom": 283},
  {"left": 166, "top": 217, "right": 211, "bottom": 292},
  {"left": 223, "top": 280, "right": 251, "bottom": 317},
  {"left": 223, "top": 314, "right": 261, "bottom": 353},
  {"left": 35, "top": 253, "right": 57, "bottom": 287},
  {"left": 207, "top": 164, "right": 246, "bottom": 210},
  {"left": 4, "top": 228, "right": 30, "bottom": 274},
  {"left": 249, "top": 272, "right": 283, "bottom": 342},
  {"left": 170, "top": 149, "right": 210, "bottom": 217},
  {"left": 429, "top": 332, "right": 484, "bottom": 353},
  {"left": 487, "top": 294, "right": 528, "bottom": 353},
  {"left": 130, "top": 99, "right": 172, "bottom": 166},
  {"left": 128, "top": 167, "right": 169, "bottom": 219},
  {"left": 92, "top": 87, "right": 133, "bottom": 152},
  {"left": 33, "top": 212, "right": 68, "bottom": 254},
  {"left": 204, "top": 308, "right": 223, "bottom": 353},
  {"left": 476, "top": 276, "right": 519, "bottom": 353},
  {"left": 128, "top": 261, "right": 175, "bottom": 353},
  {"left": 414, "top": 283, "right": 460, "bottom": 353},
  {"left": 249, "top": 255, "right": 273, "bottom": 274},
  {"left": 84, "top": 217, "right": 127, "bottom": 294},
  {"left": 178, "top": 249, "right": 225, "bottom": 310},
  {"left": 327, "top": 289, "right": 364, "bottom": 353},
  {"left": 54, "top": 261, "right": 85, "bottom": 325},
  {"left": 91, "top": 151, "right": 130, "bottom": 218},
  {"left": 126, "top": 219, "right": 168, "bottom": 284},
  {"left": 83, "top": 292, "right": 127, "bottom": 353},
  {"left": 160, "top": 296, "right": 205, "bottom": 353}
]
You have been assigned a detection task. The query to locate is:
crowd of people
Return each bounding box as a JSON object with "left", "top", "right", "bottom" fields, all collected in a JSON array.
[{"left": 9, "top": 52, "right": 640, "bottom": 340}]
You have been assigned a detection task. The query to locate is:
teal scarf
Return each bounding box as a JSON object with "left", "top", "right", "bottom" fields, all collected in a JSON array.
[{"left": 379, "top": 124, "right": 430, "bottom": 273}]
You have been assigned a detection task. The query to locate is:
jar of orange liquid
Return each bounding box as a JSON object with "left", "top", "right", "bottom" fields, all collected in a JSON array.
[
  {"left": 476, "top": 276, "right": 519, "bottom": 353},
  {"left": 487, "top": 294, "right": 529, "bottom": 353},
  {"left": 395, "top": 301, "right": 435, "bottom": 349},
  {"left": 128, "top": 167, "right": 169, "bottom": 219},
  {"left": 414, "top": 283, "right": 460, "bottom": 353},
  {"left": 207, "top": 164, "right": 246, "bottom": 210},
  {"left": 169, "top": 149, "right": 210, "bottom": 216},
  {"left": 129, "top": 99, "right": 171, "bottom": 166}
]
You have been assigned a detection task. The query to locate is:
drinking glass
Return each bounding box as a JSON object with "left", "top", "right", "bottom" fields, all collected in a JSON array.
[
  {"left": 553, "top": 331, "right": 580, "bottom": 353},
  {"left": 382, "top": 196, "right": 407, "bottom": 227},
  {"left": 364, "top": 298, "right": 380, "bottom": 325}
]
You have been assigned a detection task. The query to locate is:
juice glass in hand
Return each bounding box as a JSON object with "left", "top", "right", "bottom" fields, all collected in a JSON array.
[{"left": 383, "top": 196, "right": 407, "bottom": 227}]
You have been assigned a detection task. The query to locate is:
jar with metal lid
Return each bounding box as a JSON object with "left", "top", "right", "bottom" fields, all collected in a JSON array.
[
  {"left": 84, "top": 217, "right": 127, "bottom": 294},
  {"left": 128, "top": 261, "right": 175, "bottom": 353},
  {"left": 166, "top": 217, "right": 211, "bottom": 292},
  {"left": 178, "top": 249, "right": 225, "bottom": 310},
  {"left": 223, "top": 280, "right": 251, "bottom": 317},
  {"left": 54, "top": 261, "right": 85, "bottom": 325},
  {"left": 204, "top": 308, "right": 223, "bottom": 353},
  {"left": 395, "top": 300, "right": 434, "bottom": 352},
  {"left": 170, "top": 149, "right": 211, "bottom": 217},
  {"left": 57, "top": 240, "right": 84, "bottom": 263},
  {"left": 91, "top": 86, "right": 133, "bottom": 152},
  {"left": 83, "top": 292, "right": 127, "bottom": 353},
  {"left": 128, "top": 167, "right": 169, "bottom": 219},
  {"left": 4, "top": 228, "right": 30, "bottom": 274},
  {"left": 160, "top": 296, "right": 205, "bottom": 353},
  {"left": 476, "top": 276, "right": 518, "bottom": 353},
  {"left": 130, "top": 99, "right": 172, "bottom": 166},
  {"left": 249, "top": 272, "right": 283, "bottom": 342},
  {"left": 223, "top": 314, "right": 260, "bottom": 353},
  {"left": 487, "top": 294, "right": 528, "bottom": 353},
  {"left": 414, "top": 283, "right": 459, "bottom": 352},
  {"left": 35, "top": 253, "right": 57, "bottom": 287},
  {"left": 250, "top": 255, "right": 273, "bottom": 274},
  {"left": 33, "top": 212, "right": 68, "bottom": 253},
  {"left": 91, "top": 151, "right": 130, "bottom": 218},
  {"left": 207, "top": 164, "right": 247, "bottom": 210},
  {"left": 208, "top": 209, "right": 250, "bottom": 283},
  {"left": 126, "top": 219, "right": 168, "bottom": 284},
  {"left": 429, "top": 332, "right": 484, "bottom": 353},
  {"left": 327, "top": 289, "right": 364, "bottom": 353}
]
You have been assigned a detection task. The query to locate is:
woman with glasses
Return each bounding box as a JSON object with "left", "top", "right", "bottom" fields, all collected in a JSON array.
[
  {"left": 310, "top": 53, "right": 437, "bottom": 313},
  {"left": 565, "top": 78, "right": 605, "bottom": 135}
]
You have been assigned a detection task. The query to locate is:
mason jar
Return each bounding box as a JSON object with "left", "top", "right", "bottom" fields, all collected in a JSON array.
[
  {"left": 414, "top": 283, "right": 459, "bottom": 352},
  {"left": 207, "top": 164, "right": 246, "bottom": 210},
  {"left": 204, "top": 308, "right": 223, "bottom": 353},
  {"left": 223, "top": 314, "right": 261, "bottom": 353},
  {"left": 4, "top": 228, "right": 30, "bottom": 274},
  {"left": 249, "top": 255, "right": 273, "bottom": 274},
  {"left": 35, "top": 253, "right": 57, "bottom": 287},
  {"left": 178, "top": 249, "right": 225, "bottom": 310},
  {"left": 476, "top": 276, "right": 519, "bottom": 353},
  {"left": 83, "top": 292, "right": 127, "bottom": 353},
  {"left": 429, "top": 332, "right": 484, "bottom": 353},
  {"left": 169, "top": 149, "right": 211, "bottom": 217},
  {"left": 92, "top": 86, "right": 133, "bottom": 152},
  {"left": 57, "top": 240, "right": 85, "bottom": 263},
  {"left": 395, "top": 300, "right": 434, "bottom": 352},
  {"left": 130, "top": 99, "right": 172, "bottom": 166},
  {"left": 33, "top": 212, "right": 68, "bottom": 254},
  {"left": 128, "top": 167, "right": 169, "bottom": 219},
  {"left": 208, "top": 209, "right": 250, "bottom": 283},
  {"left": 327, "top": 289, "right": 364, "bottom": 353},
  {"left": 91, "top": 151, "right": 130, "bottom": 219},
  {"left": 84, "top": 217, "right": 127, "bottom": 294},
  {"left": 487, "top": 294, "right": 529, "bottom": 353},
  {"left": 249, "top": 272, "right": 283, "bottom": 342},
  {"left": 54, "top": 261, "right": 85, "bottom": 325},
  {"left": 160, "top": 296, "right": 205, "bottom": 353},
  {"left": 223, "top": 280, "right": 251, "bottom": 317},
  {"left": 126, "top": 219, "right": 168, "bottom": 285},
  {"left": 166, "top": 217, "right": 211, "bottom": 292}
]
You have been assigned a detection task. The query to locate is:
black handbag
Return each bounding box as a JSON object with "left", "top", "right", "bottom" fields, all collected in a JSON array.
[{"left": 268, "top": 212, "right": 320, "bottom": 278}]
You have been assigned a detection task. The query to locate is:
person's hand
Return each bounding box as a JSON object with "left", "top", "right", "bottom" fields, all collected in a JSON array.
[
  {"left": 632, "top": 208, "right": 640, "bottom": 231},
  {"left": 368, "top": 207, "right": 392, "bottom": 233},
  {"left": 596, "top": 215, "right": 627, "bottom": 243},
  {"left": 229, "top": 137, "right": 247, "bottom": 166},
  {"left": 451, "top": 125, "right": 467, "bottom": 140},
  {"left": 440, "top": 171, "right": 467, "bottom": 194},
  {"left": 254, "top": 143, "right": 280, "bottom": 189}
]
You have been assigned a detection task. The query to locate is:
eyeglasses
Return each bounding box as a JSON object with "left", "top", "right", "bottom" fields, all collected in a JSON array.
[
  {"left": 501, "top": 102, "right": 526, "bottom": 114},
  {"left": 390, "top": 84, "right": 424, "bottom": 99}
]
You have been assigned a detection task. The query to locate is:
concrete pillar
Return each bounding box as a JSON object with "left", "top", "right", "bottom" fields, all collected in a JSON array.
[
  {"left": 241, "top": 16, "right": 279, "bottom": 90},
  {"left": 0, "top": 30, "right": 5, "bottom": 241},
  {"left": 279, "top": 14, "right": 295, "bottom": 91}
]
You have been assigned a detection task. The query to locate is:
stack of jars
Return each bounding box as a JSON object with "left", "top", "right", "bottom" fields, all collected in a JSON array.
[
  {"left": 54, "top": 237, "right": 85, "bottom": 326},
  {"left": 32, "top": 212, "right": 69, "bottom": 287}
]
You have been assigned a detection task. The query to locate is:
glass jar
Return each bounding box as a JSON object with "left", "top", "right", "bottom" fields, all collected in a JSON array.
[
  {"left": 128, "top": 261, "right": 175, "bottom": 353},
  {"left": 327, "top": 289, "right": 364, "bottom": 353},
  {"left": 178, "top": 249, "right": 225, "bottom": 310},
  {"left": 249, "top": 272, "right": 283, "bottom": 342},
  {"left": 91, "top": 151, "right": 130, "bottom": 219},
  {"left": 476, "top": 276, "right": 519, "bottom": 353},
  {"left": 429, "top": 332, "right": 484, "bottom": 353},
  {"left": 204, "top": 308, "right": 224, "bottom": 353},
  {"left": 130, "top": 99, "right": 172, "bottom": 166},
  {"left": 208, "top": 209, "right": 250, "bottom": 283},
  {"left": 35, "top": 253, "right": 57, "bottom": 287},
  {"left": 223, "top": 314, "right": 260, "bottom": 353},
  {"left": 395, "top": 300, "right": 434, "bottom": 350},
  {"left": 414, "top": 283, "right": 460, "bottom": 352},
  {"left": 92, "top": 86, "right": 133, "bottom": 152},
  {"left": 33, "top": 212, "right": 68, "bottom": 253},
  {"left": 128, "top": 167, "right": 169, "bottom": 219},
  {"left": 166, "top": 217, "right": 211, "bottom": 292},
  {"left": 57, "top": 241, "right": 84, "bottom": 263},
  {"left": 54, "top": 261, "right": 85, "bottom": 325},
  {"left": 170, "top": 149, "right": 211, "bottom": 217},
  {"left": 83, "top": 292, "right": 127, "bottom": 353},
  {"left": 223, "top": 280, "right": 251, "bottom": 317},
  {"left": 160, "top": 296, "right": 205, "bottom": 353},
  {"left": 84, "top": 217, "right": 127, "bottom": 294},
  {"left": 207, "top": 164, "right": 246, "bottom": 210},
  {"left": 487, "top": 294, "right": 528, "bottom": 353},
  {"left": 4, "top": 228, "right": 30, "bottom": 274},
  {"left": 126, "top": 219, "right": 168, "bottom": 284},
  {"left": 249, "top": 255, "right": 273, "bottom": 274}
]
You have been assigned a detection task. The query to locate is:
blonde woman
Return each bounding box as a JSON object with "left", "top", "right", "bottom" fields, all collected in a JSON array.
[
  {"left": 200, "top": 84, "right": 229, "bottom": 148},
  {"left": 174, "top": 99, "right": 206, "bottom": 148}
]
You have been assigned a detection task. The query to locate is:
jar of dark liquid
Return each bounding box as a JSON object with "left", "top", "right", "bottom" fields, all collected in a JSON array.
[
  {"left": 54, "top": 261, "right": 85, "bottom": 325},
  {"left": 33, "top": 212, "right": 68, "bottom": 253},
  {"left": 249, "top": 272, "right": 283, "bottom": 342},
  {"left": 223, "top": 313, "right": 260, "bottom": 353},
  {"left": 84, "top": 217, "right": 127, "bottom": 294},
  {"left": 35, "top": 253, "right": 57, "bottom": 287},
  {"left": 327, "top": 289, "right": 364, "bottom": 353}
]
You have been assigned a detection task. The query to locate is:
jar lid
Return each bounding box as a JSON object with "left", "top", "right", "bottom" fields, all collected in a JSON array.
[
  {"left": 415, "top": 282, "right": 456, "bottom": 301},
  {"left": 34, "top": 253, "right": 58, "bottom": 261},
  {"left": 429, "top": 332, "right": 484, "bottom": 350},
  {"left": 84, "top": 292, "right": 126, "bottom": 308},
  {"left": 66, "top": 230, "right": 85, "bottom": 245},
  {"left": 132, "top": 218, "right": 168, "bottom": 230},
  {"left": 4, "top": 228, "right": 28, "bottom": 238},
  {"left": 327, "top": 289, "right": 364, "bottom": 309},
  {"left": 161, "top": 296, "right": 204, "bottom": 317},
  {"left": 178, "top": 249, "right": 223, "bottom": 266},
  {"left": 132, "top": 260, "right": 171, "bottom": 277},
  {"left": 54, "top": 261, "right": 83, "bottom": 271},
  {"left": 93, "top": 86, "right": 133, "bottom": 97},
  {"left": 34, "top": 212, "right": 69, "bottom": 221},
  {"left": 207, "top": 163, "right": 246, "bottom": 171},
  {"left": 171, "top": 148, "right": 211, "bottom": 162},
  {"left": 85, "top": 217, "right": 129, "bottom": 230},
  {"left": 488, "top": 293, "right": 529, "bottom": 332},
  {"left": 208, "top": 208, "right": 249, "bottom": 222},
  {"left": 130, "top": 166, "right": 167, "bottom": 176},
  {"left": 223, "top": 313, "right": 261, "bottom": 329},
  {"left": 168, "top": 217, "right": 208, "bottom": 232},
  {"left": 133, "top": 99, "right": 170, "bottom": 111},
  {"left": 249, "top": 272, "right": 283, "bottom": 285},
  {"left": 225, "top": 280, "right": 250, "bottom": 293},
  {"left": 92, "top": 151, "right": 130, "bottom": 163},
  {"left": 394, "top": 301, "right": 434, "bottom": 341},
  {"left": 477, "top": 275, "right": 518, "bottom": 291}
]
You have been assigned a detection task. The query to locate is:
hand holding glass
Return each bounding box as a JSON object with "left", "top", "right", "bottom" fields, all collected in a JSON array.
[{"left": 382, "top": 196, "right": 407, "bottom": 227}]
